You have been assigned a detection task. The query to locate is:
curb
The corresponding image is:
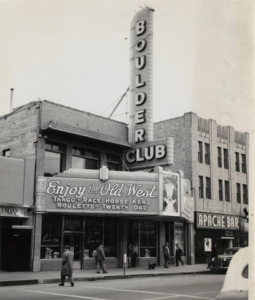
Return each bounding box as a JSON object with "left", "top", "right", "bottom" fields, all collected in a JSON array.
[{"left": 0, "top": 271, "right": 209, "bottom": 287}]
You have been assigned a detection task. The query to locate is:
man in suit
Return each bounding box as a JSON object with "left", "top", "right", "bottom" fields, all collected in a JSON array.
[
  {"left": 96, "top": 244, "right": 108, "bottom": 274},
  {"left": 163, "top": 243, "right": 170, "bottom": 268},
  {"left": 175, "top": 244, "right": 184, "bottom": 267},
  {"left": 59, "top": 245, "right": 74, "bottom": 287}
]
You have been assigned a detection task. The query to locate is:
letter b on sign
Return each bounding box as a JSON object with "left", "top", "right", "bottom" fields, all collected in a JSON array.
[{"left": 136, "top": 20, "right": 146, "bottom": 36}]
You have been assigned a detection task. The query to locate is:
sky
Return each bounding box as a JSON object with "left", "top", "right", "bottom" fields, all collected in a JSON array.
[{"left": 0, "top": 0, "right": 253, "bottom": 134}]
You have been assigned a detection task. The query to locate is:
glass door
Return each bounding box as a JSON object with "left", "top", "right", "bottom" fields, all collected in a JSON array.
[{"left": 64, "top": 233, "right": 82, "bottom": 269}]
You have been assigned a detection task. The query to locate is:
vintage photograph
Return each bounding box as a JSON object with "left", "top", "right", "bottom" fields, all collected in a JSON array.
[{"left": 0, "top": 0, "right": 253, "bottom": 299}]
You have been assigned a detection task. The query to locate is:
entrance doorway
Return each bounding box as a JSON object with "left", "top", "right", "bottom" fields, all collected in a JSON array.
[{"left": 64, "top": 233, "right": 83, "bottom": 269}]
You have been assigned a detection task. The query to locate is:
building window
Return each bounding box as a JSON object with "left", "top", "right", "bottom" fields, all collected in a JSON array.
[
  {"left": 235, "top": 152, "right": 240, "bottom": 172},
  {"left": 217, "top": 147, "right": 222, "bottom": 168},
  {"left": 44, "top": 142, "right": 64, "bottom": 177},
  {"left": 236, "top": 183, "right": 241, "bottom": 203},
  {"left": 205, "top": 177, "right": 211, "bottom": 199},
  {"left": 84, "top": 217, "right": 117, "bottom": 258},
  {"left": 198, "top": 141, "right": 203, "bottom": 163},
  {"left": 225, "top": 181, "right": 230, "bottom": 202},
  {"left": 243, "top": 184, "right": 248, "bottom": 204},
  {"left": 199, "top": 176, "right": 204, "bottom": 198},
  {"left": 241, "top": 154, "right": 246, "bottom": 173},
  {"left": 41, "top": 214, "right": 62, "bottom": 259},
  {"left": 133, "top": 220, "right": 156, "bottom": 257},
  {"left": 219, "top": 180, "right": 223, "bottom": 201},
  {"left": 205, "top": 143, "right": 210, "bottom": 165},
  {"left": 224, "top": 149, "right": 229, "bottom": 169},
  {"left": 72, "top": 148, "right": 100, "bottom": 170},
  {"left": 3, "top": 149, "right": 11, "bottom": 157},
  {"left": 106, "top": 154, "right": 121, "bottom": 171},
  {"left": 175, "top": 222, "right": 185, "bottom": 256}
]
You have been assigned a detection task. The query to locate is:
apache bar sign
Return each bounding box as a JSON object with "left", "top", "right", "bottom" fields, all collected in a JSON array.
[{"left": 196, "top": 212, "right": 239, "bottom": 230}]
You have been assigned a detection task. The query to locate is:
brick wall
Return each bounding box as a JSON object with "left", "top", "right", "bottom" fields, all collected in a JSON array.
[
  {"left": 154, "top": 112, "right": 249, "bottom": 217},
  {"left": 0, "top": 102, "right": 39, "bottom": 159},
  {"left": 41, "top": 101, "right": 128, "bottom": 141}
]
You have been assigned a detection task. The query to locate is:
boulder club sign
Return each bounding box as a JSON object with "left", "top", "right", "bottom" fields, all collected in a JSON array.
[{"left": 126, "top": 7, "right": 174, "bottom": 170}]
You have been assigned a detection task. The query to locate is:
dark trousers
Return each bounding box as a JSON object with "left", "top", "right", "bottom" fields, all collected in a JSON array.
[
  {"left": 97, "top": 260, "right": 107, "bottom": 272},
  {"left": 164, "top": 254, "right": 170, "bottom": 267},
  {"left": 131, "top": 253, "right": 137, "bottom": 267},
  {"left": 175, "top": 256, "right": 183, "bottom": 266},
  {"left": 61, "top": 272, "right": 73, "bottom": 285}
]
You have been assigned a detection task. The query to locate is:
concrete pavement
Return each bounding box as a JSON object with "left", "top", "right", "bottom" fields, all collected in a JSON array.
[{"left": 0, "top": 264, "right": 209, "bottom": 287}]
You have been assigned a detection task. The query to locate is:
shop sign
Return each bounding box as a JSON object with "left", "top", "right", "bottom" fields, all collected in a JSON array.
[
  {"left": 180, "top": 179, "right": 194, "bottom": 222},
  {"left": 225, "top": 231, "right": 234, "bottom": 237},
  {"left": 0, "top": 206, "right": 32, "bottom": 218},
  {"left": 204, "top": 238, "right": 212, "bottom": 252},
  {"left": 157, "top": 168, "right": 180, "bottom": 217},
  {"left": 126, "top": 7, "right": 174, "bottom": 170},
  {"left": 38, "top": 177, "right": 158, "bottom": 215},
  {"left": 196, "top": 212, "right": 239, "bottom": 230}
]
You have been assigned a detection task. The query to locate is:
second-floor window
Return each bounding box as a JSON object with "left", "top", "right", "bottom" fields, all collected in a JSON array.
[
  {"left": 72, "top": 148, "right": 100, "bottom": 170},
  {"left": 44, "top": 142, "right": 64, "bottom": 177},
  {"left": 236, "top": 183, "right": 241, "bottom": 203},
  {"left": 199, "top": 176, "right": 204, "bottom": 198},
  {"left": 225, "top": 181, "right": 230, "bottom": 202},
  {"left": 224, "top": 149, "right": 229, "bottom": 169},
  {"left": 241, "top": 154, "right": 247, "bottom": 173},
  {"left": 217, "top": 147, "right": 222, "bottom": 168},
  {"left": 198, "top": 141, "right": 203, "bottom": 163},
  {"left": 219, "top": 180, "right": 223, "bottom": 201},
  {"left": 205, "top": 143, "right": 210, "bottom": 165},
  {"left": 205, "top": 177, "right": 211, "bottom": 199},
  {"left": 243, "top": 184, "right": 248, "bottom": 204},
  {"left": 106, "top": 154, "right": 121, "bottom": 171},
  {"left": 235, "top": 152, "right": 240, "bottom": 172}
]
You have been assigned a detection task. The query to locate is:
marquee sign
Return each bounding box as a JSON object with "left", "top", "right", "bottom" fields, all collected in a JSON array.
[
  {"left": 196, "top": 212, "right": 239, "bottom": 230},
  {"left": 0, "top": 205, "right": 32, "bottom": 218},
  {"left": 126, "top": 7, "right": 174, "bottom": 170},
  {"left": 36, "top": 170, "right": 159, "bottom": 215}
]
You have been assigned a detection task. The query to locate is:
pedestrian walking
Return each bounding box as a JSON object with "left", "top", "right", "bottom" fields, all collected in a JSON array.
[
  {"left": 59, "top": 245, "right": 74, "bottom": 287},
  {"left": 127, "top": 243, "right": 133, "bottom": 268},
  {"left": 175, "top": 244, "right": 184, "bottom": 267},
  {"left": 208, "top": 243, "right": 218, "bottom": 268},
  {"left": 163, "top": 243, "right": 170, "bottom": 268},
  {"left": 96, "top": 244, "right": 108, "bottom": 274},
  {"left": 131, "top": 242, "right": 138, "bottom": 267}
]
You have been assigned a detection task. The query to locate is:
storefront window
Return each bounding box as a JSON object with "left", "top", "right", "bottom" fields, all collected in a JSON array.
[
  {"left": 104, "top": 218, "right": 117, "bottom": 257},
  {"left": 84, "top": 218, "right": 103, "bottom": 258},
  {"left": 165, "top": 222, "right": 175, "bottom": 256},
  {"left": 175, "top": 222, "right": 185, "bottom": 255},
  {"left": 140, "top": 221, "right": 156, "bottom": 257},
  {"left": 41, "top": 214, "right": 62, "bottom": 259},
  {"left": 133, "top": 220, "right": 156, "bottom": 257}
]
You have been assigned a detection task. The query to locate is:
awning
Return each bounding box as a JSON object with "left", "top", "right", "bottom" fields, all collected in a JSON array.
[{"left": 42, "top": 121, "right": 131, "bottom": 148}]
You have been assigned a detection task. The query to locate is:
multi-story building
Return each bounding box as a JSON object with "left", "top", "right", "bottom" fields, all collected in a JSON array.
[
  {"left": 154, "top": 112, "right": 249, "bottom": 263},
  {"left": 0, "top": 103, "right": 248, "bottom": 271}
]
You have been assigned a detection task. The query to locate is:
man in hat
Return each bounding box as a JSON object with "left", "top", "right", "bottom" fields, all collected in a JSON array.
[
  {"left": 96, "top": 244, "right": 108, "bottom": 274},
  {"left": 59, "top": 245, "right": 74, "bottom": 286}
]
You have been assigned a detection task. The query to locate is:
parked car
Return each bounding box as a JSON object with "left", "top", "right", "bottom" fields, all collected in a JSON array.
[
  {"left": 215, "top": 247, "right": 248, "bottom": 300},
  {"left": 208, "top": 247, "right": 240, "bottom": 273}
]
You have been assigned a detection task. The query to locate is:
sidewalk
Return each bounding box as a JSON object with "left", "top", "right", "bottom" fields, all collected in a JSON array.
[{"left": 0, "top": 264, "right": 209, "bottom": 287}]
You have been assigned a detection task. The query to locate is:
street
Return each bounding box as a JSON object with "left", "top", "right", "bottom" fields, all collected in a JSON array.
[{"left": 1, "top": 274, "right": 224, "bottom": 300}]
